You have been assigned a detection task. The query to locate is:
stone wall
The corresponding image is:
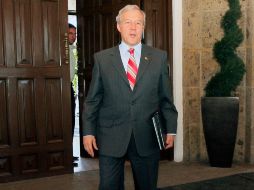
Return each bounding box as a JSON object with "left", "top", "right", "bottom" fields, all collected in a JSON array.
[
  {"left": 182, "top": 0, "right": 250, "bottom": 163},
  {"left": 246, "top": 0, "right": 254, "bottom": 163}
]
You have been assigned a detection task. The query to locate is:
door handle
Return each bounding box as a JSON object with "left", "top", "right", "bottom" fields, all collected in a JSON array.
[{"left": 64, "top": 32, "right": 69, "bottom": 65}]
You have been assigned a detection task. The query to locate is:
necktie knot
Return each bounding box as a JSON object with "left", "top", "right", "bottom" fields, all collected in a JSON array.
[{"left": 129, "top": 48, "right": 134, "bottom": 56}]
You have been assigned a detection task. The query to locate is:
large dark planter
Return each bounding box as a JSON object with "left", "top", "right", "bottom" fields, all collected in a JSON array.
[{"left": 201, "top": 97, "right": 239, "bottom": 168}]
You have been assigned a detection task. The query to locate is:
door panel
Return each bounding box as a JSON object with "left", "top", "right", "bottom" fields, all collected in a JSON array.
[
  {"left": 0, "top": 0, "right": 72, "bottom": 182},
  {"left": 17, "top": 79, "right": 37, "bottom": 146},
  {"left": 15, "top": 0, "right": 33, "bottom": 66},
  {"left": 45, "top": 79, "right": 63, "bottom": 142},
  {"left": 0, "top": 80, "right": 9, "bottom": 147},
  {"left": 0, "top": 0, "right": 3, "bottom": 66},
  {"left": 144, "top": 0, "right": 173, "bottom": 81},
  {"left": 42, "top": 1, "right": 60, "bottom": 65},
  {"left": 145, "top": 0, "right": 167, "bottom": 49}
]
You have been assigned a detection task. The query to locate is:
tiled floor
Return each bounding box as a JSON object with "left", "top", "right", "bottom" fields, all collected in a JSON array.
[{"left": 1, "top": 161, "right": 254, "bottom": 190}]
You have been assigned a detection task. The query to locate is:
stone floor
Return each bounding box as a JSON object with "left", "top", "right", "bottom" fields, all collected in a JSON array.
[{"left": 1, "top": 161, "right": 254, "bottom": 190}]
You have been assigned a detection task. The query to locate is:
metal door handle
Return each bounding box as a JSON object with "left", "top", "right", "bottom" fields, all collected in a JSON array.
[{"left": 64, "top": 32, "right": 69, "bottom": 65}]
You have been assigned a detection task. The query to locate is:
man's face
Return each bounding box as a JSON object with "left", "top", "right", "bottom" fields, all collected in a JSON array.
[
  {"left": 68, "top": 27, "right": 76, "bottom": 45},
  {"left": 117, "top": 9, "right": 144, "bottom": 46}
]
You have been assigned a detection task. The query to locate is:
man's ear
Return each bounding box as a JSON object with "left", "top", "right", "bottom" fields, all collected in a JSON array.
[{"left": 117, "top": 24, "right": 121, "bottom": 32}]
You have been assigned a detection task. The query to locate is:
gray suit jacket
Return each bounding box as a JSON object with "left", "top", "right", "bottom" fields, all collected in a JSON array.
[{"left": 83, "top": 44, "right": 178, "bottom": 157}]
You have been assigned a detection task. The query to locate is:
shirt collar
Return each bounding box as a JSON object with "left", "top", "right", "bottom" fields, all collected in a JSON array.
[{"left": 119, "top": 41, "right": 142, "bottom": 55}]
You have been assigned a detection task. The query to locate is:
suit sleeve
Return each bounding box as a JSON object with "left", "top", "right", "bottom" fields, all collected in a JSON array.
[
  {"left": 82, "top": 54, "right": 103, "bottom": 136},
  {"left": 159, "top": 52, "right": 178, "bottom": 134}
]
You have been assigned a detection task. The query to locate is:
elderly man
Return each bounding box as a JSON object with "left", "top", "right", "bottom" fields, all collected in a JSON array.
[{"left": 83, "top": 5, "right": 178, "bottom": 190}]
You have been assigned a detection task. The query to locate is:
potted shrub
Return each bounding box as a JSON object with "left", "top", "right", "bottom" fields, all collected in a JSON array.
[{"left": 201, "top": 0, "right": 245, "bottom": 167}]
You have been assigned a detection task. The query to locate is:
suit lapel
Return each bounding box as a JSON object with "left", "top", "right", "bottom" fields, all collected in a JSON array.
[
  {"left": 109, "top": 45, "right": 152, "bottom": 91},
  {"left": 136, "top": 45, "right": 152, "bottom": 83},
  {"left": 110, "top": 46, "right": 129, "bottom": 86}
]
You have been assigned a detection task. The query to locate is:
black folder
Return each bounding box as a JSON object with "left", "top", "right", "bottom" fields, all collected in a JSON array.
[{"left": 152, "top": 112, "right": 166, "bottom": 150}]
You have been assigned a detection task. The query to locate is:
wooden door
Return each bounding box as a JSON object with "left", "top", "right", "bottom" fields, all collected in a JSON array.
[
  {"left": 143, "top": 0, "right": 174, "bottom": 160},
  {"left": 0, "top": 0, "right": 72, "bottom": 182},
  {"left": 77, "top": 0, "right": 173, "bottom": 159},
  {"left": 143, "top": 0, "right": 173, "bottom": 80}
]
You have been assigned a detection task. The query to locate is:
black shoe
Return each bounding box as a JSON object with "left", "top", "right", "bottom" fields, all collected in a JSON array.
[
  {"left": 73, "top": 162, "right": 78, "bottom": 167},
  {"left": 73, "top": 156, "right": 79, "bottom": 161}
]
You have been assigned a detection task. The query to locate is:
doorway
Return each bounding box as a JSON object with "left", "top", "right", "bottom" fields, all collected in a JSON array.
[
  {"left": 68, "top": 0, "right": 99, "bottom": 173},
  {"left": 68, "top": 0, "right": 174, "bottom": 174}
]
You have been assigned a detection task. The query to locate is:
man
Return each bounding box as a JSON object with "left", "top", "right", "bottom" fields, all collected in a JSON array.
[
  {"left": 83, "top": 5, "right": 178, "bottom": 190},
  {"left": 68, "top": 23, "right": 78, "bottom": 166}
]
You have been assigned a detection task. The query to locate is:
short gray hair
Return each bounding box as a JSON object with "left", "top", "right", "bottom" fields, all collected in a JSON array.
[{"left": 116, "top": 5, "right": 146, "bottom": 26}]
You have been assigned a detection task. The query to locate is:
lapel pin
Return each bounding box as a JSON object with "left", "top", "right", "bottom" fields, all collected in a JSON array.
[{"left": 144, "top": 56, "right": 149, "bottom": 61}]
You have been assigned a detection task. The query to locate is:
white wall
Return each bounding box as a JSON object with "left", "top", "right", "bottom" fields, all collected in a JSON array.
[{"left": 68, "top": 0, "right": 76, "bottom": 11}]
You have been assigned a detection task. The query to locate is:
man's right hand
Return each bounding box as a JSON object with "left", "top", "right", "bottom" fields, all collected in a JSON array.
[{"left": 83, "top": 135, "right": 98, "bottom": 157}]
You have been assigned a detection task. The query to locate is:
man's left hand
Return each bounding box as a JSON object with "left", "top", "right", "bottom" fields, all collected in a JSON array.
[{"left": 165, "top": 135, "right": 175, "bottom": 149}]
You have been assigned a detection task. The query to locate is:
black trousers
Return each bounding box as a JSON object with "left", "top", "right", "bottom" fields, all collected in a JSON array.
[
  {"left": 98, "top": 134, "right": 160, "bottom": 190},
  {"left": 71, "top": 85, "right": 75, "bottom": 137}
]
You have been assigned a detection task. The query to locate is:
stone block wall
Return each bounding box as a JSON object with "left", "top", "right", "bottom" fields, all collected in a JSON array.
[
  {"left": 246, "top": 0, "right": 254, "bottom": 163},
  {"left": 182, "top": 0, "right": 250, "bottom": 163}
]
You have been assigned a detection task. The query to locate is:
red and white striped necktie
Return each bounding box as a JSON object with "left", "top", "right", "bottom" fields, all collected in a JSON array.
[{"left": 127, "top": 48, "right": 138, "bottom": 90}]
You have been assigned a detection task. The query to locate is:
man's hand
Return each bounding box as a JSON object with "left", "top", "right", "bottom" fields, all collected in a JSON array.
[
  {"left": 165, "top": 135, "right": 175, "bottom": 149},
  {"left": 83, "top": 135, "right": 98, "bottom": 157}
]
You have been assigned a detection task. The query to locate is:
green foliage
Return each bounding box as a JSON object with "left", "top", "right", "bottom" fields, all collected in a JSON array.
[
  {"left": 205, "top": 0, "right": 245, "bottom": 97},
  {"left": 72, "top": 48, "right": 78, "bottom": 96},
  {"left": 72, "top": 73, "right": 78, "bottom": 96}
]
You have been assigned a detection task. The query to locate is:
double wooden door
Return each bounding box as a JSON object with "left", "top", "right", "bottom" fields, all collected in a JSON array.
[{"left": 0, "top": 0, "right": 72, "bottom": 182}]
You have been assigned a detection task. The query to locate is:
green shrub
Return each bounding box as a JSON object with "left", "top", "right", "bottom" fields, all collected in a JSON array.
[{"left": 204, "top": 0, "right": 245, "bottom": 97}]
